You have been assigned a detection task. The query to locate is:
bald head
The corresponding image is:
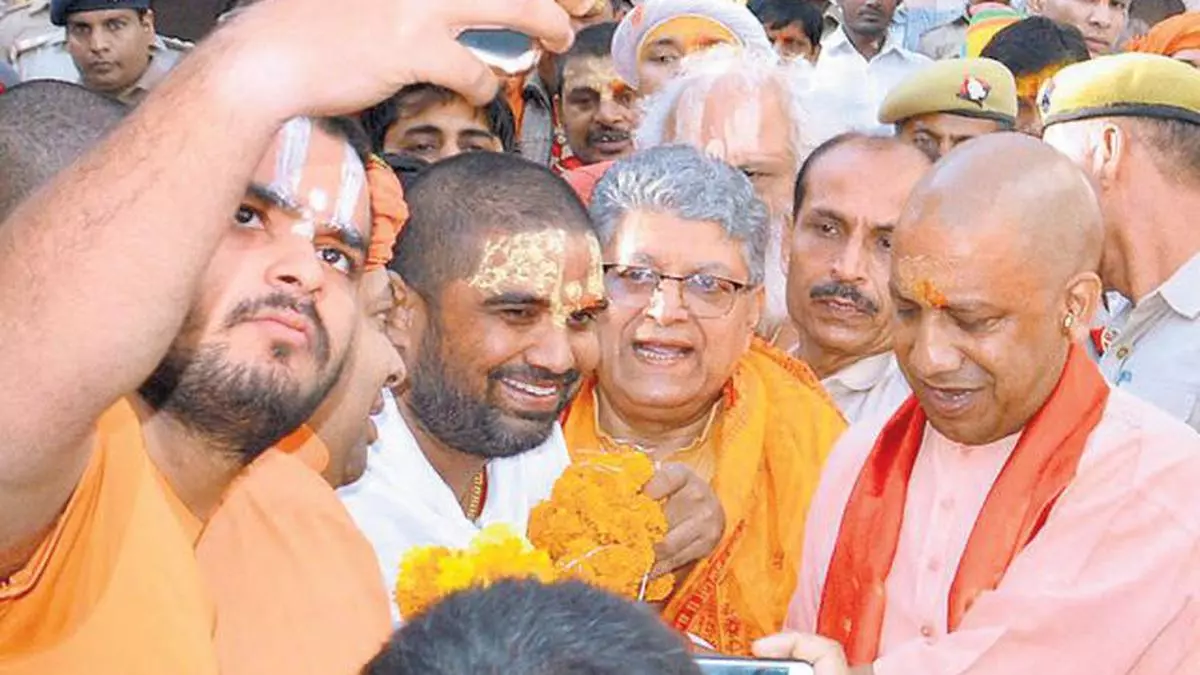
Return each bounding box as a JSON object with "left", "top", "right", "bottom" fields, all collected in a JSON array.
[
  {"left": 891, "top": 133, "right": 1106, "bottom": 445},
  {"left": 0, "top": 81, "right": 127, "bottom": 222},
  {"left": 389, "top": 152, "right": 593, "bottom": 301},
  {"left": 902, "top": 133, "right": 1103, "bottom": 283}
]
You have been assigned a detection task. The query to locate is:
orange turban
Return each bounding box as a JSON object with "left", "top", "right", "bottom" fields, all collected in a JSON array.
[
  {"left": 364, "top": 154, "right": 408, "bottom": 271},
  {"left": 1129, "top": 12, "right": 1200, "bottom": 56}
]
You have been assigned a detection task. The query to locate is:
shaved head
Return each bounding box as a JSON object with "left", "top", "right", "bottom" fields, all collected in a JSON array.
[
  {"left": 890, "top": 133, "right": 1104, "bottom": 445},
  {"left": 901, "top": 133, "right": 1103, "bottom": 285},
  {"left": 0, "top": 81, "right": 127, "bottom": 222},
  {"left": 389, "top": 152, "right": 593, "bottom": 301}
]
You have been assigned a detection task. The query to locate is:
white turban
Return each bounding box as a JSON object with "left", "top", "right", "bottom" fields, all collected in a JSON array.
[{"left": 612, "top": 0, "right": 773, "bottom": 89}]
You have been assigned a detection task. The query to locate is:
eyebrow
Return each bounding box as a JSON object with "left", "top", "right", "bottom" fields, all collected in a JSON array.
[
  {"left": 805, "top": 207, "right": 895, "bottom": 232},
  {"left": 483, "top": 292, "right": 549, "bottom": 307},
  {"left": 401, "top": 126, "right": 445, "bottom": 139},
  {"left": 246, "top": 182, "right": 368, "bottom": 257},
  {"left": 458, "top": 129, "right": 499, "bottom": 143}
]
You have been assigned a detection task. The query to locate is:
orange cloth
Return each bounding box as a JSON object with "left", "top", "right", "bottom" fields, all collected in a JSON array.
[
  {"left": 817, "top": 344, "right": 1109, "bottom": 666},
  {"left": 563, "top": 339, "right": 846, "bottom": 655},
  {"left": 0, "top": 400, "right": 218, "bottom": 674},
  {"left": 195, "top": 446, "right": 392, "bottom": 675},
  {"left": 505, "top": 75, "right": 528, "bottom": 133},
  {"left": 365, "top": 154, "right": 408, "bottom": 271},
  {"left": 563, "top": 160, "right": 614, "bottom": 205},
  {"left": 1128, "top": 12, "right": 1200, "bottom": 56},
  {"left": 277, "top": 423, "right": 332, "bottom": 474}
]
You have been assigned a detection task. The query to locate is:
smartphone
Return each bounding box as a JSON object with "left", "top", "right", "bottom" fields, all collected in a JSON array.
[
  {"left": 457, "top": 28, "right": 542, "bottom": 76},
  {"left": 695, "top": 656, "right": 816, "bottom": 675}
]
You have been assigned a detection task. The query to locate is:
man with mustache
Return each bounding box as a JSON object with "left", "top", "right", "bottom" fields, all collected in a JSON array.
[
  {"left": 770, "top": 134, "right": 1200, "bottom": 674},
  {"left": 0, "top": 0, "right": 586, "bottom": 671},
  {"left": 340, "top": 151, "right": 724, "bottom": 622},
  {"left": 786, "top": 133, "right": 931, "bottom": 422},
  {"left": 557, "top": 22, "right": 638, "bottom": 170}
]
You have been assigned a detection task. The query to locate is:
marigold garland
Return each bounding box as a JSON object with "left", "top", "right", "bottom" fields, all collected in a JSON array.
[
  {"left": 394, "top": 453, "right": 674, "bottom": 618},
  {"left": 528, "top": 451, "right": 675, "bottom": 601},
  {"left": 395, "top": 523, "right": 557, "bottom": 618}
]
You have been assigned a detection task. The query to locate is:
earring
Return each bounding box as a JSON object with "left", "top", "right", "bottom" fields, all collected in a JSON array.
[{"left": 1063, "top": 313, "right": 1076, "bottom": 330}]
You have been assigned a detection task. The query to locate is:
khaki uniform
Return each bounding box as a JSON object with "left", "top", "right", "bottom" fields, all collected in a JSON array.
[
  {"left": 9, "top": 15, "right": 189, "bottom": 104},
  {"left": 916, "top": 14, "right": 968, "bottom": 60}
]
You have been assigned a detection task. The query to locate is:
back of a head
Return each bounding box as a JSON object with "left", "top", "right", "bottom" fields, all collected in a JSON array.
[
  {"left": 389, "top": 152, "right": 591, "bottom": 300},
  {"left": 0, "top": 81, "right": 127, "bottom": 221},
  {"left": 980, "top": 17, "right": 1091, "bottom": 75},
  {"left": 749, "top": 0, "right": 823, "bottom": 42},
  {"left": 364, "top": 580, "right": 700, "bottom": 675}
]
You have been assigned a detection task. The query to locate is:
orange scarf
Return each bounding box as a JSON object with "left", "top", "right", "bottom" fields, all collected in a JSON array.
[
  {"left": 817, "top": 344, "right": 1109, "bottom": 665},
  {"left": 564, "top": 340, "right": 846, "bottom": 654},
  {"left": 1128, "top": 12, "right": 1200, "bottom": 56}
]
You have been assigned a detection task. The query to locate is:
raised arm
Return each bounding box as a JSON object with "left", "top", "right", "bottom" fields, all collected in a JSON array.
[{"left": 0, "top": 0, "right": 577, "bottom": 558}]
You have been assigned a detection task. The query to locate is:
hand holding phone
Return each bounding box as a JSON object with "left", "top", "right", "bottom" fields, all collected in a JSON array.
[{"left": 695, "top": 656, "right": 816, "bottom": 675}]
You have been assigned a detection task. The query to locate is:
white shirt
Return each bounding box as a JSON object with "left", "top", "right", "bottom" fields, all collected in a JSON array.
[
  {"left": 812, "top": 26, "right": 932, "bottom": 135},
  {"left": 338, "top": 391, "right": 570, "bottom": 622},
  {"left": 821, "top": 351, "right": 912, "bottom": 424},
  {"left": 1095, "top": 253, "right": 1200, "bottom": 431}
]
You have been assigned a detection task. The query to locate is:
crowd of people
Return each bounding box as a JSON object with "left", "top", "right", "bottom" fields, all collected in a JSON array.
[{"left": 1, "top": 0, "right": 1200, "bottom": 673}]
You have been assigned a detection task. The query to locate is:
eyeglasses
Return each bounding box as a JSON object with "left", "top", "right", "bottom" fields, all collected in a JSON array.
[{"left": 602, "top": 264, "right": 755, "bottom": 319}]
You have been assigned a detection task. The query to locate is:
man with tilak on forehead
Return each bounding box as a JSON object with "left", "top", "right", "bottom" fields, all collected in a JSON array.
[
  {"left": 341, "top": 150, "right": 726, "bottom": 624},
  {"left": 753, "top": 134, "right": 1200, "bottom": 674},
  {"left": 0, "top": 0, "right": 591, "bottom": 672}
]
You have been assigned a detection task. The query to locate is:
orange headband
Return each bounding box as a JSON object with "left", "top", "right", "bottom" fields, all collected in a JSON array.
[
  {"left": 364, "top": 155, "right": 408, "bottom": 270},
  {"left": 1128, "top": 12, "right": 1200, "bottom": 56}
]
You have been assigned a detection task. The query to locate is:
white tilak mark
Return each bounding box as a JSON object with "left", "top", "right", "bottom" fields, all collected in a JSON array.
[
  {"left": 307, "top": 188, "right": 329, "bottom": 214},
  {"left": 273, "top": 117, "right": 313, "bottom": 202},
  {"left": 333, "top": 142, "right": 366, "bottom": 227},
  {"left": 290, "top": 220, "right": 316, "bottom": 242}
]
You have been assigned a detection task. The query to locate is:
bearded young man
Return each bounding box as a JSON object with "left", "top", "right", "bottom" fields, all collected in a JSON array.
[
  {"left": 0, "top": 0, "right": 588, "bottom": 672},
  {"left": 341, "top": 151, "right": 725, "bottom": 622}
]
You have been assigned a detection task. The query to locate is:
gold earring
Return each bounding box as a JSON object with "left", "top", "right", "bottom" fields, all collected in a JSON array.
[{"left": 1063, "top": 313, "right": 1076, "bottom": 330}]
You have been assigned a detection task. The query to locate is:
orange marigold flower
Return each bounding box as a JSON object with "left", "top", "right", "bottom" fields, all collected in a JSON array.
[{"left": 528, "top": 451, "right": 674, "bottom": 602}]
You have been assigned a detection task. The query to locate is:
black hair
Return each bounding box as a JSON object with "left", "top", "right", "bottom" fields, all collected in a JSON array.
[
  {"left": 388, "top": 151, "right": 591, "bottom": 301},
  {"left": 749, "top": 0, "right": 824, "bottom": 46},
  {"left": 979, "top": 17, "right": 1090, "bottom": 77},
  {"left": 360, "top": 84, "right": 518, "bottom": 156},
  {"left": 793, "top": 132, "right": 929, "bottom": 216},
  {"left": 316, "top": 115, "right": 373, "bottom": 164},
  {"left": 363, "top": 580, "right": 700, "bottom": 675},
  {"left": 556, "top": 22, "right": 620, "bottom": 95},
  {"left": 0, "top": 80, "right": 127, "bottom": 221}
]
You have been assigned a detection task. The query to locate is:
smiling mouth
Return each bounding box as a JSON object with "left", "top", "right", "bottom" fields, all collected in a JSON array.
[
  {"left": 500, "top": 377, "right": 560, "bottom": 399},
  {"left": 922, "top": 386, "right": 981, "bottom": 417},
  {"left": 632, "top": 341, "right": 694, "bottom": 365}
]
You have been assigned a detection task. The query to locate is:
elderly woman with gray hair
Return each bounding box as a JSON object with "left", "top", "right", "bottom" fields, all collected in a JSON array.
[{"left": 561, "top": 145, "right": 846, "bottom": 655}]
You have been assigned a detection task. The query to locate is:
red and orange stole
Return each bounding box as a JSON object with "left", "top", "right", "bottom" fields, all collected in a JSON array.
[
  {"left": 563, "top": 339, "right": 846, "bottom": 655},
  {"left": 817, "top": 345, "right": 1110, "bottom": 665}
]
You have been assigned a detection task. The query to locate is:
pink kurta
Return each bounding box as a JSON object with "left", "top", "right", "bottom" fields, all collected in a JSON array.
[{"left": 788, "top": 388, "right": 1200, "bottom": 674}]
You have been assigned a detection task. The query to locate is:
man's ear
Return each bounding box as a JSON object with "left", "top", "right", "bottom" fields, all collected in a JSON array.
[
  {"left": 141, "top": 8, "right": 156, "bottom": 32},
  {"left": 386, "top": 271, "right": 424, "bottom": 361}
]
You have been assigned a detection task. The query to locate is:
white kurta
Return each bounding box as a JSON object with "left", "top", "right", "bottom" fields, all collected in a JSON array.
[{"left": 338, "top": 391, "right": 570, "bottom": 623}]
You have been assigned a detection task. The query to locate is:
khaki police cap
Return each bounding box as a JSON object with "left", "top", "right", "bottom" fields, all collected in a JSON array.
[
  {"left": 879, "top": 57, "right": 1018, "bottom": 126},
  {"left": 1040, "top": 52, "right": 1200, "bottom": 128}
]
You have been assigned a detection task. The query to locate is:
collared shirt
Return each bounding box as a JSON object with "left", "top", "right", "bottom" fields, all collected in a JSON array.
[
  {"left": 1095, "top": 253, "right": 1200, "bottom": 432},
  {"left": 820, "top": 351, "right": 912, "bottom": 424},
  {"left": 338, "top": 391, "right": 570, "bottom": 623},
  {"left": 916, "top": 14, "right": 968, "bottom": 59},
  {"left": 788, "top": 388, "right": 1200, "bottom": 673},
  {"left": 11, "top": 31, "right": 187, "bottom": 104},
  {"left": 519, "top": 73, "right": 555, "bottom": 167},
  {"left": 812, "top": 26, "right": 932, "bottom": 135}
]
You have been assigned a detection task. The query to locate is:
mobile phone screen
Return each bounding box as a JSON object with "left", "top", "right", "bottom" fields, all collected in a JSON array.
[
  {"left": 694, "top": 656, "right": 816, "bottom": 675},
  {"left": 457, "top": 29, "right": 541, "bottom": 76}
]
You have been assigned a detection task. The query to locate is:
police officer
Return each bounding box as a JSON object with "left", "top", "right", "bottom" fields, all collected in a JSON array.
[
  {"left": 7, "top": 0, "right": 189, "bottom": 103},
  {"left": 879, "top": 57, "right": 1018, "bottom": 160}
]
